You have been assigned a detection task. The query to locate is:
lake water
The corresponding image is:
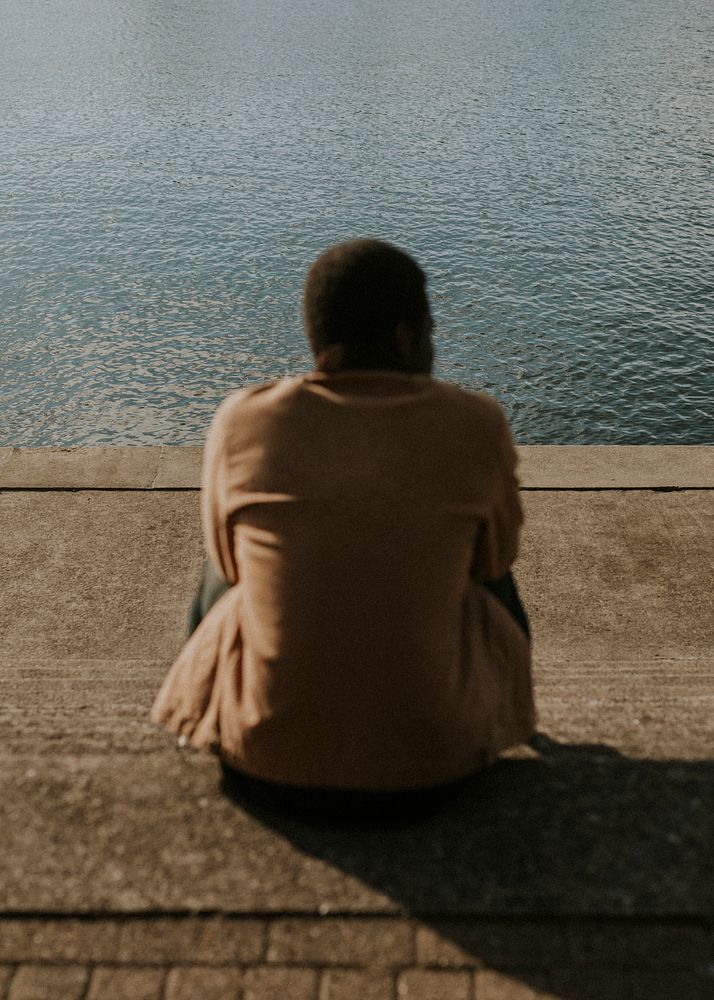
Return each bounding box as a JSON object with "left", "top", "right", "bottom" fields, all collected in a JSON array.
[{"left": 1, "top": 0, "right": 712, "bottom": 445}]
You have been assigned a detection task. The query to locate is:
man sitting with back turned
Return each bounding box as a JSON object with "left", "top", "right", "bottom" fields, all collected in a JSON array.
[{"left": 152, "top": 239, "right": 535, "bottom": 813}]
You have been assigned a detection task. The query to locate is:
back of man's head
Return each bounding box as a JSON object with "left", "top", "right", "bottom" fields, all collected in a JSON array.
[{"left": 304, "top": 239, "right": 432, "bottom": 373}]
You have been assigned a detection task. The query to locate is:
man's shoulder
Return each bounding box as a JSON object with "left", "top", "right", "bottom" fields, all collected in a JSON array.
[
  {"left": 211, "top": 376, "right": 306, "bottom": 425},
  {"left": 429, "top": 378, "right": 508, "bottom": 425},
  {"left": 209, "top": 374, "right": 509, "bottom": 442}
]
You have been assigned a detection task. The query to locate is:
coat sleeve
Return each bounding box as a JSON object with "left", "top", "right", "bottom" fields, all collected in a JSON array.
[
  {"left": 200, "top": 398, "right": 240, "bottom": 584},
  {"left": 471, "top": 403, "right": 524, "bottom": 583}
]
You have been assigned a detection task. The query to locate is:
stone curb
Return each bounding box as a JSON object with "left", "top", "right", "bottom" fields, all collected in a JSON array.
[
  {"left": 0, "top": 915, "right": 710, "bottom": 967},
  {"left": 0, "top": 446, "right": 203, "bottom": 490},
  {"left": 0, "top": 446, "right": 713, "bottom": 490}
]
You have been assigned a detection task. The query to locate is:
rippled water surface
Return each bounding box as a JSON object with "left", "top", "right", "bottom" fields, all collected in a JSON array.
[{"left": 1, "top": 0, "right": 712, "bottom": 444}]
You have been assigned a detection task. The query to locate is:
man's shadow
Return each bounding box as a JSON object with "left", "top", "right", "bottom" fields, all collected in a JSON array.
[{"left": 221, "top": 734, "right": 713, "bottom": 999}]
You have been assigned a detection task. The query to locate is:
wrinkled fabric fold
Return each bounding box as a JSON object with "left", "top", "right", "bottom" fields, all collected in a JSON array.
[{"left": 151, "top": 372, "right": 536, "bottom": 790}]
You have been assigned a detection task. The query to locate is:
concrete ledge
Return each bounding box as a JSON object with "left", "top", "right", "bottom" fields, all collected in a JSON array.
[
  {"left": 517, "top": 445, "right": 714, "bottom": 488},
  {"left": 0, "top": 445, "right": 712, "bottom": 489},
  {"left": 0, "top": 446, "right": 203, "bottom": 490},
  {"left": 0, "top": 447, "right": 164, "bottom": 489}
]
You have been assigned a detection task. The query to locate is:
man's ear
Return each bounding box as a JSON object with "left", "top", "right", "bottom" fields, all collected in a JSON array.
[
  {"left": 396, "top": 316, "right": 434, "bottom": 374},
  {"left": 315, "top": 342, "right": 345, "bottom": 372},
  {"left": 395, "top": 321, "right": 415, "bottom": 360}
]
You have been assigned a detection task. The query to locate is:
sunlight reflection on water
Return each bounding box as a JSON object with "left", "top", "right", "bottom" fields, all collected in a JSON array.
[{"left": 1, "top": 0, "right": 712, "bottom": 444}]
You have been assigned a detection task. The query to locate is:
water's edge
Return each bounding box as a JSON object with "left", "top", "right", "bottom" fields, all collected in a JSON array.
[{"left": 1, "top": 445, "right": 712, "bottom": 490}]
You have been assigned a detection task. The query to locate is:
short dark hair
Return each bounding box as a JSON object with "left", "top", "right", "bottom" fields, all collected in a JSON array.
[{"left": 303, "top": 239, "right": 429, "bottom": 368}]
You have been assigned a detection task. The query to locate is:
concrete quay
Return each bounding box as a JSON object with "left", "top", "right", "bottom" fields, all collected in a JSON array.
[{"left": 0, "top": 446, "right": 712, "bottom": 1000}]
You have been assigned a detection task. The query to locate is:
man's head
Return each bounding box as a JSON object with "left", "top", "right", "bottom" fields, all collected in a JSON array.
[{"left": 303, "top": 239, "right": 434, "bottom": 374}]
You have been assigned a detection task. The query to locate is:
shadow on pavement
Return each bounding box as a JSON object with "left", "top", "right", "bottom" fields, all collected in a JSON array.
[{"left": 221, "top": 733, "right": 714, "bottom": 1000}]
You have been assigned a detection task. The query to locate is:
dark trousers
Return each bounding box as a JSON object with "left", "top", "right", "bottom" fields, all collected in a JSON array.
[
  {"left": 483, "top": 570, "right": 531, "bottom": 641},
  {"left": 188, "top": 561, "right": 232, "bottom": 636}
]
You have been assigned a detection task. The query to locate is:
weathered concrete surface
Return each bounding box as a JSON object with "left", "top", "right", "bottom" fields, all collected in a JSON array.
[
  {"left": 0, "top": 480, "right": 712, "bottom": 925},
  {"left": 518, "top": 445, "right": 714, "bottom": 488},
  {"left": 0, "top": 659, "right": 169, "bottom": 754},
  {"left": 3, "top": 657, "right": 710, "bottom": 760},
  {"left": 2, "top": 750, "right": 712, "bottom": 916},
  {"left": 0, "top": 447, "right": 163, "bottom": 489},
  {"left": 0, "top": 492, "right": 202, "bottom": 663},
  {"left": 519, "top": 492, "right": 713, "bottom": 663},
  {"left": 153, "top": 445, "right": 203, "bottom": 489},
  {"left": 0, "top": 445, "right": 202, "bottom": 490},
  {"left": 2, "top": 445, "right": 713, "bottom": 489},
  {"left": 1, "top": 490, "right": 711, "bottom": 667},
  {"left": 0, "top": 444, "right": 203, "bottom": 491}
]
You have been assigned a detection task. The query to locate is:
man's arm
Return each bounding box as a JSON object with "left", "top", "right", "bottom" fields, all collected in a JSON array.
[
  {"left": 469, "top": 404, "right": 530, "bottom": 638},
  {"left": 200, "top": 397, "right": 241, "bottom": 585},
  {"left": 471, "top": 403, "right": 524, "bottom": 584}
]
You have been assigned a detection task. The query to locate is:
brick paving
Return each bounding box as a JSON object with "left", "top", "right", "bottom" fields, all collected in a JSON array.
[
  {"left": 6, "top": 964, "right": 88, "bottom": 1000},
  {"left": 242, "top": 966, "right": 318, "bottom": 1000},
  {"left": 164, "top": 966, "right": 244, "bottom": 1000},
  {"left": 1, "top": 964, "right": 712, "bottom": 999},
  {"left": 397, "top": 969, "right": 472, "bottom": 999},
  {"left": 630, "top": 971, "right": 714, "bottom": 1000},
  {"left": 474, "top": 971, "right": 556, "bottom": 1000},
  {"left": 0, "top": 916, "right": 712, "bottom": 999},
  {"left": 319, "top": 969, "right": 395, "bottom": 1000},
  {"left": 85, "top": 967, "right": 166, "bottom": 1000}
]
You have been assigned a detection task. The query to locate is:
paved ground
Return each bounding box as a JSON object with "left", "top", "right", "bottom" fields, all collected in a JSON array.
[{"left": 0, "top": 447, "right": 712, "bottom": 999}]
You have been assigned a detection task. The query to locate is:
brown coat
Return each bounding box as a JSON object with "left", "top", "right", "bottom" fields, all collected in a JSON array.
[{"left": 151, "top": 371, "right": 535, "bottom": 789}]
